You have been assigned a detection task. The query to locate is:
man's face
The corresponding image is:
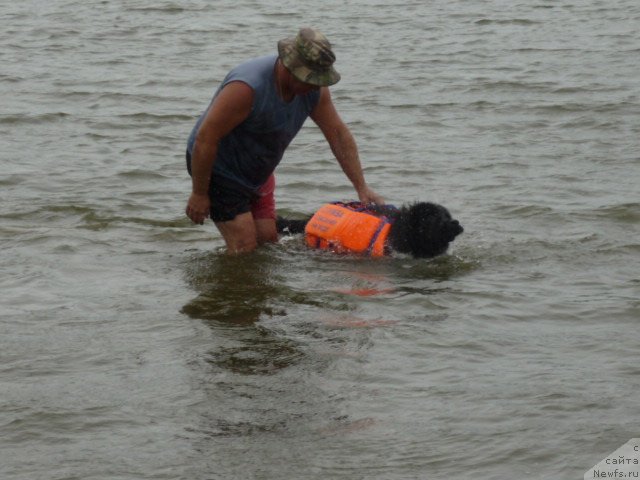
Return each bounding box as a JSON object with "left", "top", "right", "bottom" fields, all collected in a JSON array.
[{"left": 289, "top": 74, "right": 321, "bottom": 96}]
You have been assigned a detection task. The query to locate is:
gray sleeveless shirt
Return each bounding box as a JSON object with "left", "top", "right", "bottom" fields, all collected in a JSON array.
[{"left": 187, "top": 54, "right": 321, "bottom": 191}]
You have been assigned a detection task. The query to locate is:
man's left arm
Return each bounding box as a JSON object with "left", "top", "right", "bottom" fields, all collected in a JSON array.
[{"left": 310, "top": 88, "right": 384, "bottom": 204}]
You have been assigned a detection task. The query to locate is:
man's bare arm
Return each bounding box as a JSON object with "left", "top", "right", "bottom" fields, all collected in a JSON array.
[
  {"left": 310, "top": 88, "right": 383, "bottom": 204},
  {"left": 186, "top": 81, "right": 254, "bottom": 224}
]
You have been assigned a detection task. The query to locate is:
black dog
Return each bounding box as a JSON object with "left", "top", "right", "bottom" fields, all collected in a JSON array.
[{"left": 277, "top": 201, "right": 463, "bottom": 258}]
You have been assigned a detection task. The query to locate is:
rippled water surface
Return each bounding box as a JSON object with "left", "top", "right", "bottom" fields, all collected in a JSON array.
[{"left": 2, "top": 1, "right": 639, "bottom": 479}]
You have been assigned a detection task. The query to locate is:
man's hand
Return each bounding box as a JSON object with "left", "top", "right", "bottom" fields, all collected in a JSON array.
[
  {"left": 357, "top": 185, "right": 385, "bottom": 205},
  {"left": 186, "top": 193, "right": 211, "bottom": 225}
]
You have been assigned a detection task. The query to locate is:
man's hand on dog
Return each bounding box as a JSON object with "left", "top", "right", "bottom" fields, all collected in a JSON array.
[{"left": 357, "top": 185, "right": 385, "bottom": 205}]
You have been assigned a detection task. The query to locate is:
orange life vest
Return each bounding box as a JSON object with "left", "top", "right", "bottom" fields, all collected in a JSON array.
[{"left": 304, "top": 202, "right": 393, "bottom": 257}]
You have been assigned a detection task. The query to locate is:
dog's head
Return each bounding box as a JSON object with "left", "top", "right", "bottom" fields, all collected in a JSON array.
[{"left": 388, "top": 202, "right": 463, "bottom": 258}]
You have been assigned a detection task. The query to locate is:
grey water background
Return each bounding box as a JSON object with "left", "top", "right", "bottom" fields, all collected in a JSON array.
[{"left": 2, "top": 0, "right": 639, "bottom": 478}]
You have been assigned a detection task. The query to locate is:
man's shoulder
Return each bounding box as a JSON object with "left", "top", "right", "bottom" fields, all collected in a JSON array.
[
  {"left": 233, "top": 54, "right": 277, "bottom": 74},
  {"left": 225, "top": 54, "right": 277, "bottom": 89}
]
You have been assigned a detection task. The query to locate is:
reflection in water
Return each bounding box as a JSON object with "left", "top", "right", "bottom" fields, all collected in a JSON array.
[
  {"left": 179, "top": 247, "right": 470, "bottom": 448},
  {"left": 181, "top": 250, "right": 284, "bottom": 325},
  {"left": 181, "top": 249, "right": 469, "bottom": 378},
  {"left": 181, "top": 250, "right": 305, "bottom": 375},
  {"left": 180, "top": 250, "right": 348, "bottom": 448},
  {"left": 209, "top": 338, "right": 305, "bottom": 376}
]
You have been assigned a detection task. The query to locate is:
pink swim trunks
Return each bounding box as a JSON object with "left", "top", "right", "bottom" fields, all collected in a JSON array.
[{"left": 251, "top": 174, "right": 276, "bottom": 220}]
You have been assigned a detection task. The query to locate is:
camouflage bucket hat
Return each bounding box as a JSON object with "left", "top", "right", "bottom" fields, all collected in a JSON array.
[{"left": 277, "top": 27, "right": 341, "bottom": 86}]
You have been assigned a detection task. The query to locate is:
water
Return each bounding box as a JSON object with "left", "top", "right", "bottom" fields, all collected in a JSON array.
[{"left": 2, "top": 1, "right": 639, "bottom": 479}]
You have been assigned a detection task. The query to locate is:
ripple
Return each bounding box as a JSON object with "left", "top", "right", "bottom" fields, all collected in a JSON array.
[
  {"left": 475, "top": 18, "right": 541, "bottom": 26},
  {"left": 0, "top": 112, "right": 70, "bottom": 125},
  {"left": 592, "top": 202, "right": 640, "bottom": 222}
]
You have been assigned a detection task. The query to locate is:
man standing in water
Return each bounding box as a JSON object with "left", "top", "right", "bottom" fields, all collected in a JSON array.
[{"left": 185, "top": 27, "right": 383, "bottom": 253}]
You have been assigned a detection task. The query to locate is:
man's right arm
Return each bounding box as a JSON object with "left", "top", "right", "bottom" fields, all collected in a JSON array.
[
  {"left": 309, "top": 88, "right": 384, "bottom": 205},
  {"left": 186, "top": 81, "right": 254, "bottom": 224}
]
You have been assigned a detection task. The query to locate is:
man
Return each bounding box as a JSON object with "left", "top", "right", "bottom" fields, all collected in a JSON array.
[{"left": 185, "top": 27, "right": 383, "bottom": 253}]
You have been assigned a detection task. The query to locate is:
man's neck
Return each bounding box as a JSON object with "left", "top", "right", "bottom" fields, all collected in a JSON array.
[{"left": 275, "top": 60, "right": 294, "bottom": 103}]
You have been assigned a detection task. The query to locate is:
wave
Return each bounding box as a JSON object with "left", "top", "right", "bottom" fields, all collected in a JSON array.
[
  {"left": 0, "top": 112, "right": 70, "bottom": 125},
  {"left": 474, "top": 18, "right": 541, "bottom": 26}
]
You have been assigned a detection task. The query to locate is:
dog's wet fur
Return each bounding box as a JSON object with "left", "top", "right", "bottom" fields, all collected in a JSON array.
[{"left": 277, "top": 202, "right": 463, "bottom": 258}]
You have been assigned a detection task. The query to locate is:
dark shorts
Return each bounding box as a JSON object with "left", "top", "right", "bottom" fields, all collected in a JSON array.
[{"left": 186, "top": 151, "right": 276, "bottom": 223}]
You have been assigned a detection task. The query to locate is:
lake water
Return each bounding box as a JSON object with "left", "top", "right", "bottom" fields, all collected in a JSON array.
[{"left": 2, "top": 1, "right": 639, "bottom": 479}]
